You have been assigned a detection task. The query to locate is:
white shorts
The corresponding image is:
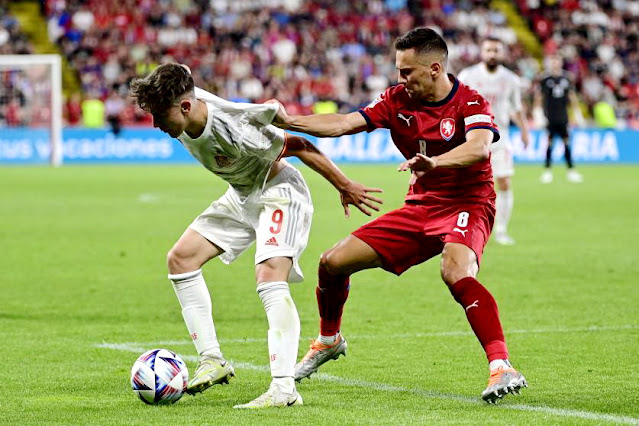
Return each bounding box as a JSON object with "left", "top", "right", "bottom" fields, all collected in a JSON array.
[
  {"left": 189, "top": 165, "right": 313, "bottom": 283},
  {"left": 490, "top": 136, "right": 514, "bottom": 178}
]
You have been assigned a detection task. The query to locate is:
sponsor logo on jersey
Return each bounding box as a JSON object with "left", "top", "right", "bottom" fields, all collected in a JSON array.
[
  {"left": 440, "top": 118, "right": 455, "bottom": 141},
  {"left": 265, "top": 237, "right": 279, "bottom": 246},
  {"left": 453, "top": 227, "right": 468, "bottom": 236},
  {"left": 397, "top": 113, "right": 414, "bottom": 126},
  {"left": 464, "top": 114, "right": 492, "bottom": 126},
  {"left": 215, "top": 155, "right": 232, "bottom": 167},
  {"left": 467, "top": 100, "right": 480, "bottom": 106},
  {"left": 465, "top": 300, "right": 479, "bottom": 311}
]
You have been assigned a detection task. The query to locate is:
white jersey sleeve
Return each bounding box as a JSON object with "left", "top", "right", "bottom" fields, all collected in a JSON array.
[
  {"left": 457, "top": 64, "right": 524, "bottom": 133},
  {"left": 178, "top": 87, "right": 287, "bottom": 200},
  {"left": 457, "top": 68, "right": 470, "bottom": 86},
  {"left": 509, "top": 74, "right": 523, "bottom": 112},
  {"left": 194, "top": 87, "right": 278, "bottom": 127},
  {"left": 193, "top": 87, "right": 283, "bottom": 159}
]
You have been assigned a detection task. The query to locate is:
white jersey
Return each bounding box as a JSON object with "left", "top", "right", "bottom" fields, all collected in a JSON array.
[
  {"left": 178, "top": 87, "right": 286, "bottom": 201},
  {"left": 457, "top": 64, "right": 523, "bottom": 141}
]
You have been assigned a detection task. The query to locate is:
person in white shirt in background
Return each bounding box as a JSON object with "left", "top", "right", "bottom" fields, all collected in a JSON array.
[
  {"left": 458, "top": 38, "right": 530, "bottom": 246},
  {"left": 130, "top": 63, "right": 383, "bottom": 409}
]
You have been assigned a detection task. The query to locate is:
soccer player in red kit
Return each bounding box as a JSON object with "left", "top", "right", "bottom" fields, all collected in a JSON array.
[{"left": 269, "top": 27, "right": 527, "bottom": 403}]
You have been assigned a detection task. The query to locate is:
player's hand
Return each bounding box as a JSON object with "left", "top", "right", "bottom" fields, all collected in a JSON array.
[
  {"left": 521, "top": 132, "right": 530, "bottom": 148},
  {"left": 264, "top": 99, "right": 290, "bottom": 129},
  {"left": 397, "top": 154, "right": 437, "bottom": 173},
  {"left": 408, "top": 171, "right": 425, "bottom": 185},
  {"left": 339, "top": 180, "right": 384, "bottom": 218}
]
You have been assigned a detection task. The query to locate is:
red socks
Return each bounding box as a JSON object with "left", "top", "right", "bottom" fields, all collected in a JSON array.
[
  {"left": 449, "top": 277, "right": 509, "bottom": 362},
  {"left": 317, "top": 264, "right": 350, "bottom": 336},
  {"left": 316, "top": 268, "right": 508, "bottom": 362}
]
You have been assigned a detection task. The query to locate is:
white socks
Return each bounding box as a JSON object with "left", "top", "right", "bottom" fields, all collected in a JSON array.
[
  {"left": 169, "top": 274, "right": 300, "bottom": 392},
  {"left": 257, "top": 281, "right": 300, "bottom": 393},
  {"left": 495, "top": 189, "right": 513, "bottom": 235},
  {"left": 489, "top": 359, "right": 513, "bottom": 371},
  {"left": 169, "top": 269, "right": 223, "bottom": 360},
  {"left": 318, "top": 334, "right": 338, "bottom": 345}
]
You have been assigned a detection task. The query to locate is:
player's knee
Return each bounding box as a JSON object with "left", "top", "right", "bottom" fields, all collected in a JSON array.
[
  {"left": 440, "top": 259, "right": 470, "bottom": 287},
  {"left": 440, "top": 244, "right": 479, "bottom": 286},
  {"left": 497, "top": 177, "right": 510, "bottom": 191},
  {"left": 319, "top": 249, "right": 346, "bottom": 276},
  {"left": 440, "top": 267, "right": 459, "bottom": 287},
  {"left": 255, "top": 257, "right": 292, "bottom": 283},
  {"left": 167, "top": 247, "right": 195, "bottom": 275}
]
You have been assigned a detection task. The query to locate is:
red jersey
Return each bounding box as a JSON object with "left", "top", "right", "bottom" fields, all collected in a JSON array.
[{"left": 359, "top": 75, "right": 499, "bottom": 204}]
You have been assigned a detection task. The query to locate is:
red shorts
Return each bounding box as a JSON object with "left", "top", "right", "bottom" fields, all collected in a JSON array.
[{"left": 352, "top": 201, "right": 495, "bottom": 275}]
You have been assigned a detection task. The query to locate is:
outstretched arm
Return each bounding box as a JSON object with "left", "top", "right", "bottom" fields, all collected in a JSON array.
[
  {"left": 267, "top": 100, "right": 368, "bottom": 137},
  {"left": 283, "top": 135, "right": 383, "bottom": 217}
]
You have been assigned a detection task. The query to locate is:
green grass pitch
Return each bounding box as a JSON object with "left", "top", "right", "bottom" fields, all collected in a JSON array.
[{"left": 1, "top": 164, "right": 638, "bottom": 425}]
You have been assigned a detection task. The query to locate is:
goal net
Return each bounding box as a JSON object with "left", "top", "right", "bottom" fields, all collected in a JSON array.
[{"left": 0, "top": 54, "right": 62, "bottom": 166}]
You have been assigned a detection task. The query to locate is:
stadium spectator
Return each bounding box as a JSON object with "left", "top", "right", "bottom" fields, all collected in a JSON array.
[
  {"left": 81, "top": 96, "right": 105, "bottom": 128},
  {"left": 64, "top": 92, "right": 82, "bottom": 126},
  {"left": 105, "top": 89, "right": 124, "bottom": 135},
  {"left": 593, "top": 99, "right": 617, "bottom": 129}
]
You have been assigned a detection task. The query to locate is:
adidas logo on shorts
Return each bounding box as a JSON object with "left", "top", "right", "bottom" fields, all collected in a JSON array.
[{"left": 265, "top": 237, "right": 279, "bottom": 246}]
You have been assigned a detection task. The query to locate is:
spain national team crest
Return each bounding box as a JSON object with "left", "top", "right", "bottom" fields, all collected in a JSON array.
[{"left": 440, "top": 118, "right": 455, "bottom": 141}]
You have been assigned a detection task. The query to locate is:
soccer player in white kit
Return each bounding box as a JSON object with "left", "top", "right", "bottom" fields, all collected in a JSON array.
[
  {"left": 458, "top": 38, "right": 530, "bottom": 245},
  {"left": 130, "top": 64, "right": 383, "bottom": 408}
]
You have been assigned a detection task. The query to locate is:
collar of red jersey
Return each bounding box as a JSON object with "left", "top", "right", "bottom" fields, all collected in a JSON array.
[{"left": 419, "top": 74, "right": 459, "bottom": 107}]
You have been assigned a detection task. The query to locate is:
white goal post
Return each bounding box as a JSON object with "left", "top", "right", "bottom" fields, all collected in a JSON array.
[{"left": 0, "top": 54, "right": 63, "bottom": 166}]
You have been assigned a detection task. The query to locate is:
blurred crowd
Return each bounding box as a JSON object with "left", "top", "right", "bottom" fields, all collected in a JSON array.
[
  {"left": 0, "top": 1, "right": 33, "bottom": 55},
  {"left": 0, "top": 0, "right": 37, "bottom": 127},
  {"left": 1, "top": 0, "right": 638, "bottom": 129},
  {"left": 45, "top": 0, "right": 530, "bottom": 128},
  {"left": 519, "top": 0, "right": 639, "bottom": 127}
]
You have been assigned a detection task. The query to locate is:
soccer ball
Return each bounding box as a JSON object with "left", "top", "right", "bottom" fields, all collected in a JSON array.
[{"left": 130, "top": 348, "right": 189, "bottom": 405}]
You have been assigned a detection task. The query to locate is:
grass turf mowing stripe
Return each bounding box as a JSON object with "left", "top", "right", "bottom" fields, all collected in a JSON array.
[
  {"left": 99, "top": 342, "right": 639, "bottom": 424},
  {"left": 115, "top": 323, "right": 639, "bottom": 346}
]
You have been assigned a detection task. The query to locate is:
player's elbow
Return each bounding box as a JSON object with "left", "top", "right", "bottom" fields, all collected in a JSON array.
[
  {"left": 478, "top": 143, "right": 490, "bottom": 161},
  {"left": 467, "top": 130, "right": 493, "bottom": 162},
  {"left": 473, "top": 139, "right": 491, "bottom": 161},
  {"left": 284, "top": 135, "right": 318, "bottom": 159}
]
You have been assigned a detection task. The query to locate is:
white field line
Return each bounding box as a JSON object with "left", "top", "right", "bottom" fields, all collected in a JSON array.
[
  {"left": 121, "top": 324, "right": 639, "bottom": 347},
  {"left": 101, "top": 341, "right": 639, "bottom": 425},
  {"left": 137, "top": 193, "right": 160, "bottom": 203}
]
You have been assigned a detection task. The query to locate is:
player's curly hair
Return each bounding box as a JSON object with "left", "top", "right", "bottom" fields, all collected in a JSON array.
[
  {"left": 395, "top": 27, "right": 448, "bottom": 65},
  {"left": 129, "top": 63, "right": 194, "bottom": 114}
]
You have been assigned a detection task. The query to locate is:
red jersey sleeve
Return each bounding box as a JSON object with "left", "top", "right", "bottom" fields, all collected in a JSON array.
[
  {"left": 461, "top": 91, "right": 500, "bottom": 142},
  {"left": 358, "top": 87, "right": 394, "bottom": 131}
]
